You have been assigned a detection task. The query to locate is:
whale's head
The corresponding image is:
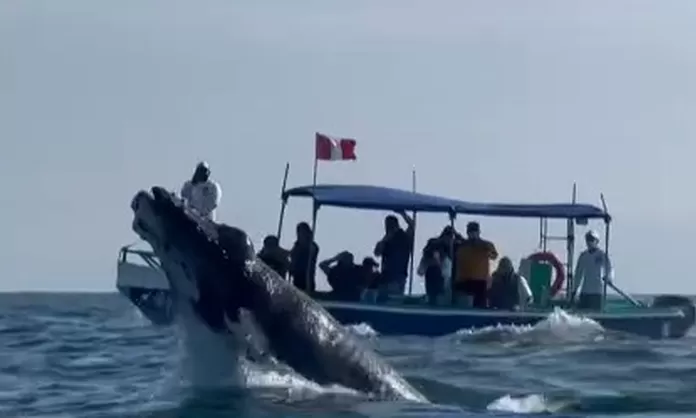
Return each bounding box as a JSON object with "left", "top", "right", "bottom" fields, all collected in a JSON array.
[{"left": 130, "top": 187, "right": 255, "bottom": 333}]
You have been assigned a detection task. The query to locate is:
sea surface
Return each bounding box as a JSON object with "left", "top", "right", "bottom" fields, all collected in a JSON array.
[{"left": 1, "top": 293, "right": 695, "bottom": 418}]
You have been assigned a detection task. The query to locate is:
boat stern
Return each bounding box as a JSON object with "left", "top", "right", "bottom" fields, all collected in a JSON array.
[
  {"left": 650, "top": 295, "right": 696, "bottom": 338},
  {"left": 116, "top": 246, "right": 174, "bottom": 326}
]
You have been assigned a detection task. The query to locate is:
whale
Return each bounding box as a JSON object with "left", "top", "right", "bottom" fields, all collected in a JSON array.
[{"left": 129, "top": 186, "right": 428, "bottom": 402}]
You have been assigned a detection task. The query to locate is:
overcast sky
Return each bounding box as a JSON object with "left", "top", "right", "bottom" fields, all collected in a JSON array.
[{"left": 2, "top": 0, "right": 695, "bottom": 293}]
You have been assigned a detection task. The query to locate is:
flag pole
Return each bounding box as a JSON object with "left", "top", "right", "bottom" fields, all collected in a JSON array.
[
  {"left": 407, "top": 167, "right": 417, "bottom": 295},
  {"left": 306, "top": 136, "right": 320, "bottom": 293},
  {"left": 276, "top": 162, "right": 290, "bottom": 240},
  {"left": 312, "top": 156, "right": 319, "bottom": 189}
]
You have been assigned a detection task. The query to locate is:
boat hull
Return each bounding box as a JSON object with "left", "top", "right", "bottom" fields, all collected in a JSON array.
[
  {"left": 114, "top": 282, "right": 695, "bottom": 339},
  {"left": 116, "top": 251, "right": 173, "bottom": 325},
  {"left": 117, "top": 285, "right": 174, "bottom": 325},
  {"left": 320, "top": 298, "right": 695, "bottom": 339}
]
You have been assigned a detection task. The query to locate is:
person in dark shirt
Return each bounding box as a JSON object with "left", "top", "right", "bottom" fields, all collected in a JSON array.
[
  {"left": 418, "top": 238, "right": 448, "bottom": 305},
  {"left": 319, "top": 251, "right": 362, "bottom": 301},
  {"left": 257, "top": 235, "right": 289, "bottom": 278},
  {"left": 289, "top": 222, "right": 320, "bottom": 293},
  {"left": 488, "top": 256, "right": 533, "bottom": 311},
  {"left": 373, "top": 211, "right": 414, "bottom": 297},
  {"left": 360, "top": 257, "right": 381, "bottom": 288},
  {"left": 359, "top": 257, "right": 382, "bottom": 302}
]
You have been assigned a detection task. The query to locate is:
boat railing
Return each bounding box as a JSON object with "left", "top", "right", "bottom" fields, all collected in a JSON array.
[
  {"left": 118, "top": 245, "right": 162, "bottom": 272},
  {"left": 116, "top": 245, "right": 169, "bottom": 292}
]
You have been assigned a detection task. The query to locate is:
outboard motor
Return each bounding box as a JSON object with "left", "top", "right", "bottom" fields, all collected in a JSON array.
[{"left": 651, "top": 295, "right": 696, "bottom": 338}]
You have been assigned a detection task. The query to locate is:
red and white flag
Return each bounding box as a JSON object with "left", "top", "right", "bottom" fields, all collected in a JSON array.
[{"left": 315, "top": 132, "right": 357, "bottom": 161}]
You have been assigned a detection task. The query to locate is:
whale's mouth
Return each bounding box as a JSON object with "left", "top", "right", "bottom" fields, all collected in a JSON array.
[{"left": 131, "top": 187, "right": 200, "bottom": 252}]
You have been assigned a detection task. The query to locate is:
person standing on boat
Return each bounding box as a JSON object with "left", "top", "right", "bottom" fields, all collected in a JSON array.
[
  {"left": 417, "top": 237, "right": 452, "bottom": 306},
  {"left": 453, "top": 221, "right": 498, "bottom": 308},
  {"left": 289, "top": 222, "right": 320, "bottom": 293},
  {"left": 257, "top": 235, "right": 290, "bottom": 279},
  {"left": 436, "top": 225, "right": 463, "bottom": 301},
  {"left": 360, "top": 257, "right": 382, "bottom": 303},
  {"left": 180, "top": 161, "right": 222, "bottom": 222},
  {"left": 373, "top": 211, "right": 415, "bottom": 297},
  {"left": 572, "top": 230, "right": 614, "bottom": 310}
]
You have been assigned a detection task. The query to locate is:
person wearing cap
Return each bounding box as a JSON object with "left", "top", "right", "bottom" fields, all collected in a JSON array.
[
  {"left": 572, "top": 229, "right": 614, "bottom": 310},
  {"left": 180, "top": 161, "right": 222, "bottom": 221},
  {"left": 319, "top": 251, "right": 362, "bottom": 301},
  {"left": 453, "top": 221, "right": 498, "bottom": 308}
]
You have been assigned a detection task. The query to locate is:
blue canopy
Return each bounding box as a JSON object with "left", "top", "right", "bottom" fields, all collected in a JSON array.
[
  {"left": 283, "top": 184, "right": 460, "bottom": 213},
  {"left": 282, "top": 184, "right": 610, "bottom": 220}
]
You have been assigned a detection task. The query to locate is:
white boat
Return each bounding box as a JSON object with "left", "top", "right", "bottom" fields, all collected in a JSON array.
[{"left": 116, "top": 245, "right": 173, "bottom": 325}]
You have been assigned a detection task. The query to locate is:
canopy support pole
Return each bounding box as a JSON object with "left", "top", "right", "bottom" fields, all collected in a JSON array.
[
  {"left": 566, "top": 183, "right": 577, "bottom": 304},
  {"left": 306, "top": 202, "right": 319, "bottom": 294},
  {"left": 276, "top": 162, "right": 290, "bottom": 240},
  {"left": 602, "top": 219, "right": 611, "bottom": 310},
  {"left": 448, "top": 211, "right": 456, "bottom": 305},
  {"left": 600, "top": 193, "right": 610, "bottom": 311},
  {"left": 598, "top": 195, "right": 642, "bottom": 308},
  {"left": 407, "top": 168, "right": 417, "bottom": 296},
  {"left": 304, "top": 150, "right": 320, "bottom": 293}
]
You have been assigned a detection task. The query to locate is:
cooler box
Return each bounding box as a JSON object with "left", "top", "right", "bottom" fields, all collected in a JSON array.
[{"left": 529, "top": 261, "right": 552, "bottom": 306}]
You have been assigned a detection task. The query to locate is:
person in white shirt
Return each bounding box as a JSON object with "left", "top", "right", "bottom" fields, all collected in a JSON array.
[
  {"left": 180, "top": 161, "right": 222, "bottom": 222},
  {"left": 572, "top": 230, "right": 614, "bottom": 310}
]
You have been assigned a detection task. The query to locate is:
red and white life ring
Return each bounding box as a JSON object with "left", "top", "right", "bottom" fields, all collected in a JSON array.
[{"left": 527, "top": 251, "right": 566, "bottom": 297}]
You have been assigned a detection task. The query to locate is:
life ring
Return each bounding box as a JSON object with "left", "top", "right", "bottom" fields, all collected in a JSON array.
[{"left": 527, "top": 251, "right": 566, "bottom": 297}]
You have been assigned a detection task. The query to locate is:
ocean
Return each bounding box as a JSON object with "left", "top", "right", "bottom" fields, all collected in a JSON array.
[{"left": 0, "top": 293, "right": 694, "bottom": 418}]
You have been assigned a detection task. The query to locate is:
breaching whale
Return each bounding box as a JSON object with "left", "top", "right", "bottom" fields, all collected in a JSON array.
[{"left": 130, "top": 186, "right": 428, "bottom": 403}]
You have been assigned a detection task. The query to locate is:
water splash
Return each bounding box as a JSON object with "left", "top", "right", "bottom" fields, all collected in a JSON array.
[
  {"left": 487, "top": 393, "right": 569, "bottom": 414},
  {"left": 346, "top": 323, "right": 378, "bottom": 338},
  {"left": 454, "top": 307, "right": 605, "bottom": 345},
  {"left": 171, "top": 302, "right": 245, "bottom": 389}
]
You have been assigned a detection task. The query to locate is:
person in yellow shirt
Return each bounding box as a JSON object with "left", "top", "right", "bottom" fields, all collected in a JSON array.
[{"left": 453, "top": 221, "right": 498, "bottom": 308}]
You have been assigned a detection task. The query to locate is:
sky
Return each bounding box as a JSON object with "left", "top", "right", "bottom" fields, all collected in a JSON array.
[{"left": 1, "top": 0, "right": 696, "bottom": 293}]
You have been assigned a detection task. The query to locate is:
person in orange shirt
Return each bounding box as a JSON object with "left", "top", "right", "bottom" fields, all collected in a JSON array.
[{"left": 453, "top": 221, "right": 498, "bottom": 308}]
